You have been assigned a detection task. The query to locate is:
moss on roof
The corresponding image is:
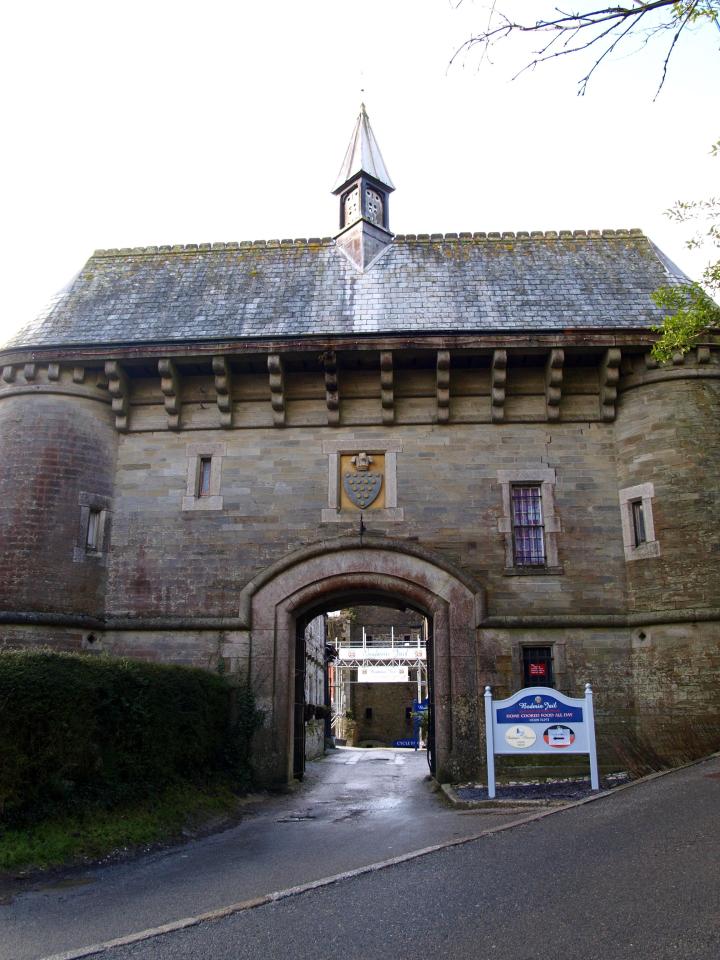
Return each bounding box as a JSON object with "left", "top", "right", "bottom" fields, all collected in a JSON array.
[{"left": 4, "top": 231, "right": 685, "bottom": 350}]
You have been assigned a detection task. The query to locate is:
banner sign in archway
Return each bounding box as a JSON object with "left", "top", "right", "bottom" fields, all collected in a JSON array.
[{"left": 484, "top": 684, "right": 599, "bottom": 798}]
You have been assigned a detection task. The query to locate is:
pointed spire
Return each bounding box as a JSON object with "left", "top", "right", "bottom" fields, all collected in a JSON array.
[
  {"left": 333, "top": 104, "right": 395, "bottom": 193},
  {"left": 332, "top": 104, "right": 395, "bottom": 273}
]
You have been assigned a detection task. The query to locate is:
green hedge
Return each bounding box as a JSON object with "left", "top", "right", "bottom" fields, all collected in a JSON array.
[{"left": 0, "top": 650, "right": 262, "bottom": 825}]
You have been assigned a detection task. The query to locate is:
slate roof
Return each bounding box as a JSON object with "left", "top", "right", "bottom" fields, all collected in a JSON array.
[{"left": 3, "top": 230, "right": 686, "bottom": 351}]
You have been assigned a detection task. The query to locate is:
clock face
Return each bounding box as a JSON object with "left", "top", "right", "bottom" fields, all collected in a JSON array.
[
  {"left": 365, "top": 187, "right": 383, "bottom": 225},
  {"left": 344, "top": 188, "right": 360, "bottom": 225}
]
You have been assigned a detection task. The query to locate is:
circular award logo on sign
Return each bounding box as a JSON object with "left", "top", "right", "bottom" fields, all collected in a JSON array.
[{"left": 504, "top": 725, "right": 537, "bottom": 749}]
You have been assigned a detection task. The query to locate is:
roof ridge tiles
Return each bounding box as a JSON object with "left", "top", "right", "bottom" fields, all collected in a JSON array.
[
  {"left": 91, "top": 237, "right": 337, "bottom": 257},
  {"left": 90, "top": 227, "right": 649, "bottom": 258}
]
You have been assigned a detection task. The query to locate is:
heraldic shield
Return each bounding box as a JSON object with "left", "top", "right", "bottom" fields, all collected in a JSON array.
[{"left": 343, "top": 470, "right": 383, "bottom": 509}]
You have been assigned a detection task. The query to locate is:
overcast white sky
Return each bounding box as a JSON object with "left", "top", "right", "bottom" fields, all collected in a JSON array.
[{"left": 2, "top": 0, "right": 719, "bottom": 343}]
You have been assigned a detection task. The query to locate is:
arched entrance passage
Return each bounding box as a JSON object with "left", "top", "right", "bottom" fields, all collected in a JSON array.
[{"left": 238, "top": 537, "right": 486, "bottom": 786}]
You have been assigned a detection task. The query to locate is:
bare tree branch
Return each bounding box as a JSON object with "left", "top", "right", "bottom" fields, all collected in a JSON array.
[
  {"left": 451, "top": 1, "right": 720, "bottom": 94},
  {"left": 654, "top": 3, "right": 698, "bottom": 97}
]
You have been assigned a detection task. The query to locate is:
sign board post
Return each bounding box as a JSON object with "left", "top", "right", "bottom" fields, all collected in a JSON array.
[{"left": 484, "top": 683, "right": 599, "bottom": 799}]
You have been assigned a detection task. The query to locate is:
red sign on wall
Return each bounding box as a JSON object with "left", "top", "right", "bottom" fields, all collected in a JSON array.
[{"left": 528, "top": 663, "right": 547, "bottom": 677}]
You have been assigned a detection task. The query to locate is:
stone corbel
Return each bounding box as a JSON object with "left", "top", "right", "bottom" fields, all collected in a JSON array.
[
  {"left": 158, "top": 358, "right": 182, "bottom": 430},
  {"left": 491, "top": 350, "right": 507, "bottom": 423},
  {"left": 323, "top": 350, "right": 340, "bottom": 426},
  {"left": 23, "top": 363, "right": 36, "bottom": 382},
  {"left": 599, "top": 348, "right": 621, "bottom": 421},
  {"left": 380, "top": 350, "right": 394, "bottom": 425},
  {"left": 436, "top": 350, "right": 450, "bottom": 424},
  {"left": 72, "top": 367, "right": 86, "bottom": 384},
  {"left": 104, "top": 360, "right": 129, "bottom": 432},
  {"left": 268, "top": 354, "right": 285, "bottom": 427},
  {"left": 1, "top": 365, "right": 15, "bottom": 383},
  {"left": 47, "top": 362, "right": 60, "bottom": 381},
  {"left": 212, "top": 355, "right": 233, "bottom": 428},
  {"left": 545, "top": 349, "right": 564, "bottom": 421}
]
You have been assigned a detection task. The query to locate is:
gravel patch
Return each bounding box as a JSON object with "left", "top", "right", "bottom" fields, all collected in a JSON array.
[{"left": 456, "top": 772, "right": 631, "bottom": 802}]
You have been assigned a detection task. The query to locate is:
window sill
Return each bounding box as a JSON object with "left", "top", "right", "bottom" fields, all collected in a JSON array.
[
  {"left": 623, "top": 540, "right": 661, "bottom": 562},
  {"left": 503, "top": 565, "right": 564, "bottom": 577},
  {"left": 182, "top": 495, "right": 223, "bottom": 512},
  {"left": 73, "top": 547, "right": 106, "bottom": 563}
]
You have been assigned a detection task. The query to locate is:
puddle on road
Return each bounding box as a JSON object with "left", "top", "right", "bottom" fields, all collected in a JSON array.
[
  {"left": 332, "top": 808, "right": 364, "bottom": 823},
  {"left": 275, "top": 815, "right": 318, "bottom": 823},
  {"left": 364, "top": 797, "right": 403, "bottom": 810},
  {"left": 35, "top": 877, "right": 96, "bottom": 893}
]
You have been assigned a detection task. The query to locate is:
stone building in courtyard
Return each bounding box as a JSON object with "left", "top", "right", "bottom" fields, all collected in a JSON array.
[{"left": 1, "top": 106, "right": 718, "bottom": 784}]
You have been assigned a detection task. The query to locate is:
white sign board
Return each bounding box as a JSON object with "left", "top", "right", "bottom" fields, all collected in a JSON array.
[
  {"left": 358, "top": 666, "right": 409, "bottom": 683},
  {"left": 484, "top": 684, "right": 599, "bottom": 798}
]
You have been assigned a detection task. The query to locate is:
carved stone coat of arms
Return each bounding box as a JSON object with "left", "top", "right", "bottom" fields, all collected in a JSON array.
[{"left": 343, "top": 451, "right": 383, "bottom": 509}]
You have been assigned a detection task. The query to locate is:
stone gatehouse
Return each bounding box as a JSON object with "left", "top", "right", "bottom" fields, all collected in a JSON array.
[{"left": 1, "top": 106, "right": 718, "bottom": 784}]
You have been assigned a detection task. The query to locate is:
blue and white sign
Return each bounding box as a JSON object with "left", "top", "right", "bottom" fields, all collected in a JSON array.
[
  {"left": 484, "top": 684, "right": 599, "bottom": 798},
  {"left": 495, "top": 692, "right": 583, "bottom": 727}
]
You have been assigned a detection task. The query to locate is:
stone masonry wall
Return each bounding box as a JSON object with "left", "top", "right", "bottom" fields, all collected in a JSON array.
[
  {"left": 351, "top": 682, "right": 416, "bottom": 745},
  {"left": 105, "top": 418, "right": 628, "bottom": 620}
]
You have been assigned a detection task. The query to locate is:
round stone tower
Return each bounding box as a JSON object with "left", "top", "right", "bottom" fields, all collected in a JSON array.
[
  {"left": 0, "top": 364, "right": 116, "bottom": 647},
  {"left": 614, "top": 348, "right": 720, "bottom": 759}
]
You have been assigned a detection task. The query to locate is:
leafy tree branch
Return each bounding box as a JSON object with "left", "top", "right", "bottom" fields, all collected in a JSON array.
[{"left": 651, "top": 139, "right": 720, "bottom": 361}]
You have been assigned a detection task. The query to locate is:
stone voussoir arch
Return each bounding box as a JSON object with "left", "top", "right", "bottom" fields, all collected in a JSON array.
[{"left": 242, "top": 535, "right": 486, "bottom": 786}]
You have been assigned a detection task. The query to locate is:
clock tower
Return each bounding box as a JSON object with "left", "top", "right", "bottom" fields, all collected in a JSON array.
[{"left": 332, "top": 104, "right": 395, "bottom": 271}]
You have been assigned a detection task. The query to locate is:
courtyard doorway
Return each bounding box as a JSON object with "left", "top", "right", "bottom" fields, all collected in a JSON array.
[
  {"left": 292, "top": 602, "right": 434, "bottom": 781},
  {"left": 238, "top": 537, "right": 485, "bottom": 786}
]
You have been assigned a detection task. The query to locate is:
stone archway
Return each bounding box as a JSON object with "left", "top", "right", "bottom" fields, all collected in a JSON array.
[{"left": 238, "top": 537, "right": 486, "bottom": 785}]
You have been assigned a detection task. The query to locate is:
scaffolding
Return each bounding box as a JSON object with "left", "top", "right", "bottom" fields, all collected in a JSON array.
[{"left": 329, "top": 621, "right": 428, "bottom": 740}]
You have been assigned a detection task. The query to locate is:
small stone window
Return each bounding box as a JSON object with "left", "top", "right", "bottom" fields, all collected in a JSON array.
[
  {"left": 197, "top": 457, "right": 213, "bottom": 498},
  {"left": 631, "top": 499, "right": 646, "bottom": 546},
  {"left": 365, "top": 707, "right": 373, "bottom": 721},
  {"left": 74, "top": 492, "right": 111, "bottom": 562},
  {"left": 86, "top": 508, "right": 103, "bottom": 551},
  {"left": 619, "top": 482, "right": 660, "bottom": 561},
  {"left": 183, "top": 442, "right": 225, "bottom": 512}
]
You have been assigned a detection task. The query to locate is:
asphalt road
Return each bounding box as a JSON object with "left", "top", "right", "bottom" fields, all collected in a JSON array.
[
  {"left": 0, "top": 748, "right": 521, "bottom": 960},
  {"left": 96, "top": 755, "right": 719, "bottom": 960}
]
